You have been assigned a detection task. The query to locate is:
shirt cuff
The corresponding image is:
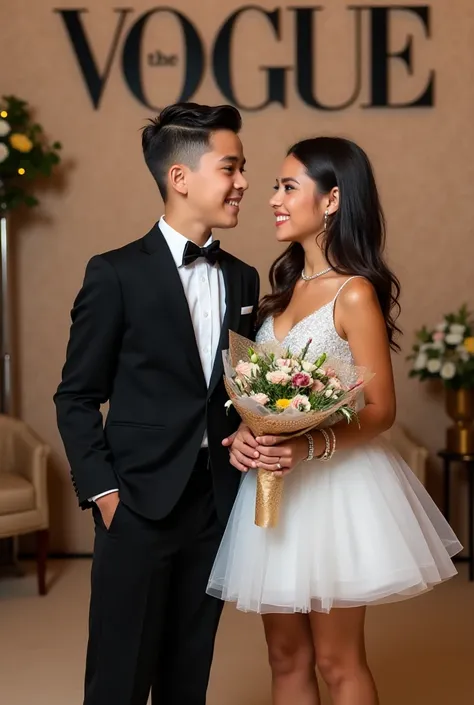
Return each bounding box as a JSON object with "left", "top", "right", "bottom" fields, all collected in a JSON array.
[{"left": 89, "top": 489, "right": 119, "bottom": 502}]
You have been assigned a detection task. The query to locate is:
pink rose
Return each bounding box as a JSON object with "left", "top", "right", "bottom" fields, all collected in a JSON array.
[
  {"left": 251, "top": 392, "right": 269, "bottom": 406},
  {"left": 236, "top": 361, "right": 260, "bottom": 378},
  {"left": 291, "top": 372, "right": 312, "bottom": 388},
  {"left": 276, "top": 358, "right": 293, "bottom": 369},
  {"left": 433, "top": 331, "right": 445, "bottom": 342},
  {"left": 325, "top": 367, "right": 336, "bottom": 378},
  {"left": 290, "top": 394, "right": 311, "bottom": 412},
  {"left": 266, "top": 370, "right": 290, "bottom": 385},
  {"left": 312, "top": 379, "right": 325, "bottom": 393}
]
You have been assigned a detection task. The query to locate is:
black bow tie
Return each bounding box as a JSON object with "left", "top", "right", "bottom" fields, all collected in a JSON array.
[{"left": 182, "top": 239, "right": 222, "bottom": 267}]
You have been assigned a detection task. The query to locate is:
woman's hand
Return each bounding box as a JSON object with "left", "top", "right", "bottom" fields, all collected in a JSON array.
[{"left": 254, "top": 434, "right": 316, "bottom": 477}]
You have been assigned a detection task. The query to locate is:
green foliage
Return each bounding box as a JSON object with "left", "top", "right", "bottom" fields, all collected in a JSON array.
[{"left": 0, "top": 95, "right": 62, "bottom": 212}]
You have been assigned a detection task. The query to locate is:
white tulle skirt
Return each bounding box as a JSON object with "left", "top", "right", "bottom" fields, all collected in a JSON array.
[{"left": 207, "top": 438, "right": 462, "bottom": 614}]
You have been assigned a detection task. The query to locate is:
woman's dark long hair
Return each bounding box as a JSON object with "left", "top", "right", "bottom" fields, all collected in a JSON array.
[{"left": 257, "top": 137, "right": 401, "bottom": 350}]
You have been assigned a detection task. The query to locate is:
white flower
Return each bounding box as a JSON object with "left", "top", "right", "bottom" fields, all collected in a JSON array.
[
  {"left": 432, "top": 341, "right": 445, "bottom": 351},
  {"left": 0, "top": 142, "right": 9, "bottom": 163},
  {"left": 224, "top": 400, "right": 233, "bottom": 411},
  {"left": 325, "top": 389, "right": 334, "bottom": 398},
  {"left": 450, "top": 324, "right": 466, "bottom": 336},
  {"left": 301, "top": 361, "right": 316, "bottom": 373},
  {"left": 235, "top": 377, "right": 246, "bottom": 391},
  {"left": 414, "top": 352, "right": 428, "bottom": 370},
  {"left": 435, "top": 322, "right": 447, "bottom": 331},
  {"left": 445, "top": 333, "right": 463, "bottom": 346},
  {"left": 0, "top": 119, "right": 11, "bottom": 137},
  {"left": 427, "top": 358, "right": 441, "bottom": 373},
  {"left": 440, "top": 362, "right": 457, "bottom": 380},
  {"left": 456, "top": 345, "right": 469, "bottom": 362}
]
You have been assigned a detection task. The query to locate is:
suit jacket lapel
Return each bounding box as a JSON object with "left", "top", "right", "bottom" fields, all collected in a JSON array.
[
  {"left": 141, "top": 224, "right": 207, "bottom": 391},
  {"left": 208, "top": 254, "right": 241, "bottom": 399}
]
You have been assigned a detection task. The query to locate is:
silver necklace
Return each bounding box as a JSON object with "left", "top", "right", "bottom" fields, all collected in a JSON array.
[{"left": 301, "top": 266, "right": 333, "bottom": 282}]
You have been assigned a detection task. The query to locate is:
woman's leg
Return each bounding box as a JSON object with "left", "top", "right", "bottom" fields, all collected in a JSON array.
[
  {"left": 310, "top": 607, "right": 378, "bottom": 705},
  {"left": 262, "top": 613, "right": 320, "bottom": 705}
]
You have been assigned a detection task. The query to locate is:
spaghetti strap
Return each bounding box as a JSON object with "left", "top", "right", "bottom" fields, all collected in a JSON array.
[{"left": 333, "top": 276, "right": 364, "bottom": 305}]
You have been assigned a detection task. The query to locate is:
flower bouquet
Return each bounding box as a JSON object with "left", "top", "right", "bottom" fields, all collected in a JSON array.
[
  {"left": 223, "top": 331, "right": 373, "bottom": 528},
  {"left": 408, "top": 304, "right": 474, "bottom": 389}
]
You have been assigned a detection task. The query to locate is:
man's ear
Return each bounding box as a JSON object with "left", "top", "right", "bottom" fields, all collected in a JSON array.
[{"left": 168, "top": 164, "right": 188, "bottom": 196}]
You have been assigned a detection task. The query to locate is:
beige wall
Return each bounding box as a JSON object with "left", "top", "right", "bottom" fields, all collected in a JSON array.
[{"left": 1, "top": 0, "right": 473, "bottom": 552}]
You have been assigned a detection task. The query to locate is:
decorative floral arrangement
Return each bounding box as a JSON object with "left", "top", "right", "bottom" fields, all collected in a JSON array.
[
  {"left": 0, "top": 95, "right": 62, "bottom": 211},
  {"left": 223, "top": 331, "right": 373, "bottom": 527},
  {"left": 226, "top": 340, "right": 362, "bottom": 420},
  {"left": 408, "top": 305, "right": 474, "bottom": 390}
]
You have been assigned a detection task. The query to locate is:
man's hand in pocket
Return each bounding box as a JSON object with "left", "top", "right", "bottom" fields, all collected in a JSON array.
[{"left": 96, "top": 492, "right": 120, "bottom": 530}]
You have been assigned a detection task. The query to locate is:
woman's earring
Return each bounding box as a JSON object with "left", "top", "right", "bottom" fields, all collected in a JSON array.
[{"left": 324, "top": 209, "right": 329, "bottom": 231}]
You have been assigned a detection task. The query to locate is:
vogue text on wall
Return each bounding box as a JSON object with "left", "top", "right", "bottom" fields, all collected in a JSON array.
[{"left": 54, "top": 5, "right": 435, "bottom": 112}]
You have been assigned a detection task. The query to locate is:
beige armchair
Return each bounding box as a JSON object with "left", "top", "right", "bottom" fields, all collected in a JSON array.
[
  {"left": 0, "top": 414, "right": 50, "bottom": 595},
  {"left": 383, "top": 422, "right": 428, "bottom": 485}
]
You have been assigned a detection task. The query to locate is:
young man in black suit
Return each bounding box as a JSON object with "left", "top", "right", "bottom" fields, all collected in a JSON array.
[{"left": 54, "top": 102, "right": 259, "bottom": 705}]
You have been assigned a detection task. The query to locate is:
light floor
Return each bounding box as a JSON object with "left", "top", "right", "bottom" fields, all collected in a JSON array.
[{"left": 0, "top": 560, "right": 473, "bottom": 705}]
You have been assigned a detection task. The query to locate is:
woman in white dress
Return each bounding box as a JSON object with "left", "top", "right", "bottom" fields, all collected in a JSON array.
[{"left": 207, "top": 137, "right": 461, "bottom": 705}]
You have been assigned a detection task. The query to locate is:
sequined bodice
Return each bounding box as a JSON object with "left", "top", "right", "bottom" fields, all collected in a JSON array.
[{"left": 256, "top": 300, "right": 354, "bottom": 365}]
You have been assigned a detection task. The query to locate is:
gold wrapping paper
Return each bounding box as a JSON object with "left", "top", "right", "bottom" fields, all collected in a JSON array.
[
  {"left": 255, "top": 468, "right": 284, "bottom": 528},
  {"left": 224, "top": 380, "right": 301, "bottom": 527},
  {"left": 224, "top": 380, "right": 319, "bottom": 527},
  {"left": 224, "top": 331, "right": 374, "bottom": 528}
]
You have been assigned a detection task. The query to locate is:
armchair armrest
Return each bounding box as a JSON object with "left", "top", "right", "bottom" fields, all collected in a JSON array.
[{"left": 0, "top": 415, "right": 50, "bottom": 525}]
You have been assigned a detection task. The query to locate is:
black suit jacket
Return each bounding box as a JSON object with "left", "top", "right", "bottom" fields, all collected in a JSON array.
[{"left": 54, "top": 224, "right": 260, "bottom": 524}]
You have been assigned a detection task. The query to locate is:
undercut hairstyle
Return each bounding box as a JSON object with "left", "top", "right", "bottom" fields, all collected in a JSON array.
[{"left": 142, "top": 102, "right": 242, "bottom": 201}]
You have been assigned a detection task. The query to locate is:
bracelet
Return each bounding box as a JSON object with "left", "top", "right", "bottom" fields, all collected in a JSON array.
[
  {"left": 320, "top": 428, "right": 331, "bottom": 461},
  {"left": 326, "top": 427, "right": 336, "bottom": 460},
  {"left": 307, "top": 429, "right": 328, "bottom": 460},
  {"left": 305, "top": 428, "right": 335, "bottom": 462},
  {"left": 318, "top": 428, "right": 331, "bottom": 461},
  {"left": 303, "top": 432, "right": 314, "bottom": 461}
]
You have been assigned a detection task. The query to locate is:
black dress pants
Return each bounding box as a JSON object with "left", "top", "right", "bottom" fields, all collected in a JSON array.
[{"left": 83, "top": 450, "right": 225, "bottom": 705}]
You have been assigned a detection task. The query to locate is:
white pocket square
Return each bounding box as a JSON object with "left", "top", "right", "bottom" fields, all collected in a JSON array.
[{"left": 241, "top": 305, "right": 253, "bottom": 315}]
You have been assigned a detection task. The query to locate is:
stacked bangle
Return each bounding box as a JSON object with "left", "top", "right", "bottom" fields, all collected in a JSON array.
[
  {"left": 327, "top": 427, "right": 336, "bottom": 459},
  {"left": 303, "top": 432, "right": 314, "bottom": 461},
  {"left": 304, "top": 428, "right": 337, "bottom": 462}
]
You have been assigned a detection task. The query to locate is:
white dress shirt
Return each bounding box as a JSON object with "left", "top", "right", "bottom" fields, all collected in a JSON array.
[{"left": 91, "top": 216, "right": 226, "bottom": 502}]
